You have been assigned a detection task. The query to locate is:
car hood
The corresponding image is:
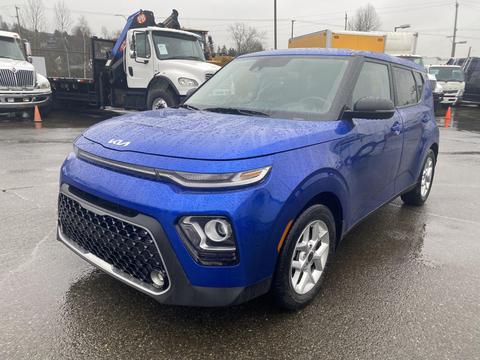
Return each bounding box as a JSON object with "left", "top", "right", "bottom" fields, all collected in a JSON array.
[{"left": 82, "top": 109, "right": 346, "bottom": 161}]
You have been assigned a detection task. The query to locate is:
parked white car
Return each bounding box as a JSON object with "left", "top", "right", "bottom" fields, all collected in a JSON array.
[
  {"left": 427, "top": 65, "right": 465, "bottom": 106},
  {"left": 0, "top": 30, "right": 51, "bottom": 114}
]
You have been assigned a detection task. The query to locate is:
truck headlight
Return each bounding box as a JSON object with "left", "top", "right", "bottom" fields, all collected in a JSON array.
[
  {"left": 178, "top": 77, "right": 198, "bottom": 87},
  {"left": 178, "top": 216, "right": 238, "bottom": 265},
  {"left": 36, "top": 80, "right": 51, "bottom": 90}
]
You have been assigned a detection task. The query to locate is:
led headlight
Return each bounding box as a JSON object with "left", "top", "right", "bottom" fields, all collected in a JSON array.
[
  {"left": 156, "top": 166, "right": 271, "bottom": 189},
  {"left": 178, "top": 77, "right": 199, "bottom": 87},
  {"left": 178, "top": 216, "right": 237, "bottom": 265}
]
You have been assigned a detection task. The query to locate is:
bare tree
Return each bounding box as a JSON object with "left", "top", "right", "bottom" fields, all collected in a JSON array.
[
  {"left": 229, "top": 23, "right": 265, "bottom": 55},
  {"left": 75, "top": 16, "right": 91, "bottom": 78},
  {"left": 24, "top": 0, "right": 45, "bottom": 48},
  {"left": 347, "top": 3, "right": 381, "bottom": 32},
  {"left": 54, "top": 1, "right": 72, "bottom": 76}
]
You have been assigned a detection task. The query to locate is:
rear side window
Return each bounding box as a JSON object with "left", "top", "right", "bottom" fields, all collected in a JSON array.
[
  {"left": 352, "top": 62, "right": 391, "bottom": 104},
  {"left": 413, "top": 72, "right": 425, "bottom": 101},
  {"left": 393, "top": 67, "right": 417, "bottom": 106}
]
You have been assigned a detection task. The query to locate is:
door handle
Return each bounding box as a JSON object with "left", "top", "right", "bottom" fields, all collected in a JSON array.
[{"left": 391, "top": 121, "right": 402, "bottom": 134}]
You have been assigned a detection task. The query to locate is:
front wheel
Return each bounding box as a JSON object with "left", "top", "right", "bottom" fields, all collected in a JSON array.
[
  {"left": 271, "top": 204, "right": 336, "bottom": 310},
  {"left": 401, "top": 149, "right": 436, "bottom": 206},
  {"left": 147, "top": 88, "right": 178, "bottom": 110}
]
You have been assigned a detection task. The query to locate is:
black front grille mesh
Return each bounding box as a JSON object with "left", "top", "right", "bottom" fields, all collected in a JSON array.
[{"left": 58, "top": 193, "right": 169, "bottom": 291}]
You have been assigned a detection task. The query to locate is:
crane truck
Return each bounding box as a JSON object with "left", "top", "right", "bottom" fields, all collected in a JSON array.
[{"left": 48, "top": 10, "right": 220, "bottom": 111}]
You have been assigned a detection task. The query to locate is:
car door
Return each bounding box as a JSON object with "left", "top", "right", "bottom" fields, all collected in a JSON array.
[
  {"left": 346, "top": 60, "right": 404, "bottom": 221},
  {"left": 125, "top": 31, "right": 154, "bottom": 89},
  {"left": 392, "top": 67, "right": 425, "bottom": 192}
]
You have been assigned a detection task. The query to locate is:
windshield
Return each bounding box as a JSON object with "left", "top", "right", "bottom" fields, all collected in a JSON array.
[
  {"left": 429, "top": 67, "right": 465, "bottom": 82},
  {"left": 152, "top": 31, "right": 205, "bottom": 61},
  {"left": 0, "top": 36, "right": 26, "bottom": 61},
  {"left": 185, "top": 56, "right": 350, "bottom": 121}
]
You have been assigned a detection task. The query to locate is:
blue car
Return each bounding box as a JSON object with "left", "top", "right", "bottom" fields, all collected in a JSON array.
[{"left": 58, "top": 49, "right": 439, "bottom": 309}]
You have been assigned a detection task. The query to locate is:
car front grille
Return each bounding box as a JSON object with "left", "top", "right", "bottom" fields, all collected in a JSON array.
[
  {"left": 58, "top": 193, "right": 169, "bottom": 291},
  {"left": 0, "top": 69, "right": 35, "bottom": 89}
]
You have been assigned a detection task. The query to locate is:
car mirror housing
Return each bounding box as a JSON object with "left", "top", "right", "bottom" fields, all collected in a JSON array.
[{"left": 344, "top": 97, "right": 395, "bottom": 120}]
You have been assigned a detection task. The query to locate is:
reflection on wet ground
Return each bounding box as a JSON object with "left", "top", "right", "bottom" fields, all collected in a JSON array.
[{"left": 1, "top": 106, "right": 480, "bottom": 359}]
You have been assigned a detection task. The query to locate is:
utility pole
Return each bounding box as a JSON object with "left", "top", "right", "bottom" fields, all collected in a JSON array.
[
  {"left": 274, "top": 0, "right": 277, "bottom": 49},
  {"left": 344, "top": 12, "right": 348, "bottom": 30},
  {"left": 291, "top": 20, "right": 295, "bottom": 39},
  {"left": 451, "top": 0, "right": 459, "bottom": 57},
  {"left": 15, "top": 5, "right": 21, "bottom": 37}
]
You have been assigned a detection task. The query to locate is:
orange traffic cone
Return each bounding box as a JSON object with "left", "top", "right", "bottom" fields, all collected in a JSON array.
[
  {"left": 33, "top": 105, "right": 42, "bottom": 123},
  {"left": 444, "top": 106, "right": 452, "bottom": 128}
]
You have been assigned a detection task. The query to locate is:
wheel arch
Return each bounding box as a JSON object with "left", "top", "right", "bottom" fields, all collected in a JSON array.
[
  {"left": 430, "top": 142, "right": 439, "bottom": 159},
  {"left": 147, "top": 75, "right": 179, "bottom": 97},
  {"left": 278, "top": 168, "right": 350, "bottom": 248}
]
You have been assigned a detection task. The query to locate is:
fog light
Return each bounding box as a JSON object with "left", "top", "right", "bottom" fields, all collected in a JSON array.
[{"left": 150, "top": 270, "right": 165, "bottom": 288}]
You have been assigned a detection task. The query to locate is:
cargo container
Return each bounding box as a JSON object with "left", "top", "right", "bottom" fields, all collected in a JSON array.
[{"left": 288, "top": 30, "right": 386, "bottom": 52}]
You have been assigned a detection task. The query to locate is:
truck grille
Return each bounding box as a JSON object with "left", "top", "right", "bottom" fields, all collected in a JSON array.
[
  {"left": 0, "top": 69, "right": 35, "bottom": 89},
  {"left": 58, "top": 193, "right": 169, "bottom": 291},
  {"left": 205, "top": 73, "right": 214, "bottom": 81}
]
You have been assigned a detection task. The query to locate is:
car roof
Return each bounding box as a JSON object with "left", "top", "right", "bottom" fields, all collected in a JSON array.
[
  {"left": 143, "top": 26, "right": 201, "bottom": 39},
  {"left": 428, "top": 64, "right": 461, "bottom": 68},
  {"left": 0, "top": 30, "right": 20, "bottom": 39},
  {"left": 240, "top": 48, "right": 425, "bottom": 72}
]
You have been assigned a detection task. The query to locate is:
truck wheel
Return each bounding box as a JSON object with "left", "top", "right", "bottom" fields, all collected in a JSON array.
[
  {"left": 401, "top": 149, "right": 436, "bottom": 206},
  {"left": 147, "top": 88, "right": 177, "bottom": 110},
  {"left": 271, "top": 204, "right": 336, "bottom": 310}
]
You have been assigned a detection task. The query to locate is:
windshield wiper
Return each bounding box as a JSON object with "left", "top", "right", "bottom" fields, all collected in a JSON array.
[
  {"left": 203, "top": 107, "right": 270, "bottom": 117},
  {"left": 179, "top": 104, "right": 199, "bottom": 110}
]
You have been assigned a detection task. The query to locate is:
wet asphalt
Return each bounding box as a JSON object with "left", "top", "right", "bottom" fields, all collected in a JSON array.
[{"left": 1, "top": 106, "right": 479, "bottom": 359}]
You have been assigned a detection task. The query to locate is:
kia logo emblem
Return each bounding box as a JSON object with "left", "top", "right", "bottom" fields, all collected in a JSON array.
[{"left": 108, "top": 139, "right": 131, "bottom": 147}]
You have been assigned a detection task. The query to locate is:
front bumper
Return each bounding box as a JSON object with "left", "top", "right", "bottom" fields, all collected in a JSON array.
[
  {"left": 57, "top": 183, "right": 271, "bottom": 306},
  {"left": 0, "top": 89, "right": 51, "bottom": 110},
  {"left": 441, "top": 91, "right": 461, "bottom": 104}
]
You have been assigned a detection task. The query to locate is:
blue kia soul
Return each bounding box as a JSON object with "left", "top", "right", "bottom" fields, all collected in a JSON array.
[{"left": 58, "top": 49, "right": 439, "bottom": 309}]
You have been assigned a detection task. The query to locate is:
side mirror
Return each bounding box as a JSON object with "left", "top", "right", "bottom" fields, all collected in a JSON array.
[
  {"left": 24, "top": 41, "right": 32, "bottom": 62},
  {"left": 129, "top": 49, "right": 136, "bottom": 59},
  {"left": 344, "top": 97, "right": 395, "bottom": 120}
]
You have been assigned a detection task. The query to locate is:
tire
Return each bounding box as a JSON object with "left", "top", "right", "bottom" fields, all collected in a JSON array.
[
  {"left": 271, "top": 204, "right": 337, "bottom": 310},
  {"left": 401, "top": 149, "right": 436, "bottom": 206},
  {"left": 147, "top": 87, "right": 178, "bottom": 110}
]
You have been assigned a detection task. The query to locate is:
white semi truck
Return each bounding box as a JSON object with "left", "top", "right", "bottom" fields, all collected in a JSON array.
[{"left": 0, "top": 30, "right": 51, "bottom": 115}]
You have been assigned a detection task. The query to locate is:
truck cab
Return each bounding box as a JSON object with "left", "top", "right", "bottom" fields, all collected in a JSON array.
[
  {"left": 427, "top": 65, "right": 465, "bottom": 106},
  {"left": 0, "top": 30, "right": 51, "bottom": 115},
  {"left": 126, "top": 27, "right": 219, "bottom": 109}
]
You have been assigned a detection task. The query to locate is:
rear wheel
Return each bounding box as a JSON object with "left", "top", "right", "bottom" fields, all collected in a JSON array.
[
  {"left": 272, "top": 204, "right": 336, "bottom": 310},
  {"left": 147, "top": 88, "right": 178, "bottom": 110},
  {"left": 401, "top": 149, "right": 436, "bottom": 206}
]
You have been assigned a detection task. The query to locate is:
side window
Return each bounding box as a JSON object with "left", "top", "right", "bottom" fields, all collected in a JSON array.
[
  {"left": 352, "top": 62, "right": 392, "bottom": 105},
  {"left": 413, "top": 72, "right": 425, "bottom": 101},
  {"left": 135, "top": 32, "right": 150, "bottom": 59},
  {"left": 393, "top": 67, "right": 417, "bottom": 106}
]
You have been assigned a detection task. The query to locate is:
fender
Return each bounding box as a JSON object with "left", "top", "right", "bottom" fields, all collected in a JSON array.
[{"left": 271, "top": 167, "right": 351, "bottom": 253}]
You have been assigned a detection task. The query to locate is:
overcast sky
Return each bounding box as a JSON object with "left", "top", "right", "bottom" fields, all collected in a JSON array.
[{"left": 2, "top": 0, "right": 479, "bottom": 59}]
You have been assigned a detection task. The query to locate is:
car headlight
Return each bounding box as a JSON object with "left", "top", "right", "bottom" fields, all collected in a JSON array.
[
  {"left": 74, "top": 146, "right": 271, "bottom": 189},
  {"left": 156, "top": 166, "right": 271, "bottom": 188},
  {"left": 178, "top": 77, "right": 198, "bottom": 87},
  {"left": 178, "top": 216, "right": 237, "bottom": 265}
]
